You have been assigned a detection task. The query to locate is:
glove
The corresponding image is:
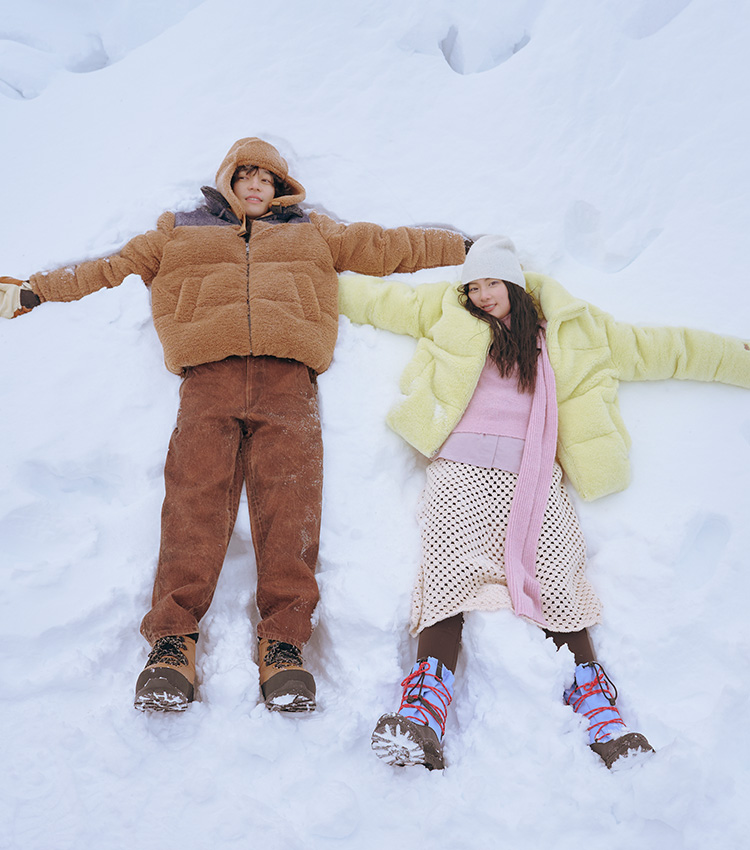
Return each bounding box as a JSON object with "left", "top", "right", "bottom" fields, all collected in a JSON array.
[{"left": 0, "top": 277, "right": 40, "bottom": 318}]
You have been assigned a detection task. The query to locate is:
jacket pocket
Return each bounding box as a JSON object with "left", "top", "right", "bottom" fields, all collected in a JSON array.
[
  {"left": 291, "top": 272, "right": 322, "bottom": 322},
  {"left": 174, "top": 277, "right": 203, "bottom": 323}
]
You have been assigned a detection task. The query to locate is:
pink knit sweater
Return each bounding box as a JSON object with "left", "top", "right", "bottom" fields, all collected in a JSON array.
[{"left": 438, "top": 359, "right": 532, "bottom": 473}]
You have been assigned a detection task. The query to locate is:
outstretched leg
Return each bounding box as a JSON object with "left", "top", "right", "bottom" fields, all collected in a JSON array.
[
  {"left": 240, "top": 357, "right": 323, "bottom": 711},
  {"left": 242, "top": 356, "right": 323, "bottom": 647},
  {"left": 141, "top": 359, "right": 247, "bottom": 644},
  {"left": 547, "top": 629, "right": 654, "bottom": 767},
  {"left": 372, "top": 614, "right": 463, "bottom": 770}
]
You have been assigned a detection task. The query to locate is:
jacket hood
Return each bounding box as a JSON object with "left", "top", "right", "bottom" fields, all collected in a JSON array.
[{"left": 215, "top": 137, "right": 306, "bottom": 223}]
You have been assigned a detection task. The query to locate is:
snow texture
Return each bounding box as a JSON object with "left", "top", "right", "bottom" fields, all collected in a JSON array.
[{"left": 1, "top": 1, "right": 749, "bottom": 848}]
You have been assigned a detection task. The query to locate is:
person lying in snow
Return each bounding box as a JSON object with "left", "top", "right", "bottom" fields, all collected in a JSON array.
[
  {"left": 338, "top": 235, "right": 750, "bottom": 769},
  {"left": 0, "top": 136, "right": 470, "bottom": 715}
]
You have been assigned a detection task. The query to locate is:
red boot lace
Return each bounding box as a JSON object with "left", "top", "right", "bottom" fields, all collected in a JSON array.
[
  {"left": 398, "top": 660, "right": 452, "bottom": 735},
  {"left": 566, "top": 663, "right": 626, "bottom": 743}
]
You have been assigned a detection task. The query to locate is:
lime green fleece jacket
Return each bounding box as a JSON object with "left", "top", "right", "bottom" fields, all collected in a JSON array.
[{"left": 338, "top": 272, "right": 750, "bottom": 501}]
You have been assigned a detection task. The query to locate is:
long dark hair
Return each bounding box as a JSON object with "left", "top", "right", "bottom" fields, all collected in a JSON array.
[{"left": 458, "top": 281, "right": 543, "bottom": 393}]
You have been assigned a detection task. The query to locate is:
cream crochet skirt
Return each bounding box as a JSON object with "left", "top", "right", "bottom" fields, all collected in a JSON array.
[{"left": 410, "top": 459, "right": 602, "bottom": 634}]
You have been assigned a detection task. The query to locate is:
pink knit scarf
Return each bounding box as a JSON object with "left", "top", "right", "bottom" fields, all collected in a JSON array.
[{"left": 503, "top": 338, "right": 558, "bottom": 626}]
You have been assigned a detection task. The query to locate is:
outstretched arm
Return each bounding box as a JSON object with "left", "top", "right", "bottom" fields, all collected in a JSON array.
[
  {"left": 338, "top": 274, "right": 450, "bottom": 339},
  {"left": 610, "top": 321, "right": 750, "bottom": 389},
  {"left": 313, "top": 212, "right": 469, "bottom": 276},
  {"left": 12, "top": 212, "right": 174, "bottom": 309}
]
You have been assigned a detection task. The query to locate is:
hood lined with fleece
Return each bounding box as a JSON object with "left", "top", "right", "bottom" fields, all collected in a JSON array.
[{"left": 215, "top": 137, "right": 306, "bottom": 223}]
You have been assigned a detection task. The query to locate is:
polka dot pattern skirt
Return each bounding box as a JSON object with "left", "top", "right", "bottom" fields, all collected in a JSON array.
[{"left": 410, "top": 459, "right": 602, "bottom": 634}]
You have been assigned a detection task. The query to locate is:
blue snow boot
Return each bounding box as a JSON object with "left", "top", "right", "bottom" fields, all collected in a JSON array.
[
  {"left": 371, "top": 657, "right": 454, "bottom": 770},
  {"left": 564, "top": 662, "right": 654, "bottom": 768}
]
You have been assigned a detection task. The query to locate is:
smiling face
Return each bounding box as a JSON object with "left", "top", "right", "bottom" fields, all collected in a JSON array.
[
  {"left": 466, "top": 278, "right": 511, "bottom": 320},
  {"left": 231, "top": 166, "right": 277, "bottom": 218}
]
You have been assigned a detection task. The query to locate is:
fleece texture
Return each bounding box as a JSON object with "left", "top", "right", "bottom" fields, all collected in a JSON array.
[
  {"left": 214, "top": 136, "right": 306, "bottom": 220},
  {"left": 337, "top": 272, "right": 750, "bottom": 501},
  {"left": 28, "top": 138, "right": 466, "bottom": 375}
]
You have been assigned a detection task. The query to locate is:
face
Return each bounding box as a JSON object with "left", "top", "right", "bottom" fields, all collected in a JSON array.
[
  {"left": 232, "top": 166, "right": 276, "bottom": 218},
  {"left": 466, "top": 278, "right": 511, "bottom": 320}
]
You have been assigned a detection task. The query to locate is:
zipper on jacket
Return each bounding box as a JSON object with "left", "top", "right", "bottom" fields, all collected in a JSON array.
[{"left": 244, "top": 222, "right": 252, "bottom": 351}]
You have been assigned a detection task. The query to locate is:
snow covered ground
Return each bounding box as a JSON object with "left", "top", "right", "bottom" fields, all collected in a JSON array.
[{"left": 1, "top": 1, "right": 749, "bottom": 848}]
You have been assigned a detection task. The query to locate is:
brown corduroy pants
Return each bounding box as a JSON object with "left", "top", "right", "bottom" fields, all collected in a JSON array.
[{"left": 140, "top": 356, "right": 323, "bottom": 647}]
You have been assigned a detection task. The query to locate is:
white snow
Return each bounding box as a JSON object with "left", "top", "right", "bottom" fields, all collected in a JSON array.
[{"left": 1, "top": 1, "right": 749, "bottom": 848}]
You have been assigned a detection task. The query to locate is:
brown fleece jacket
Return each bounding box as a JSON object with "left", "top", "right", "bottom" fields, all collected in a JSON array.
[{"left": 30, "top": 137, "right": 466, "bottom": 374}]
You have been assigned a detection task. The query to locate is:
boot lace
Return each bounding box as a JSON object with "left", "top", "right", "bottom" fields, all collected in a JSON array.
[
  {"left": 566, "top": 662, "right": 626, "bottom": 743},
  {"left": 263, "top": 640, "right": 303, "bottom": 669},
  {"left": 398, "top": 660, "right": 452, "bottom": 736},
  {"left": 147, "top": 635, "right": 189, "bottom": 667}
]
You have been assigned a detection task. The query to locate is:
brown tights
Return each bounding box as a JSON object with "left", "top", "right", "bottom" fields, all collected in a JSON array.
[
  {"left": 417, "top": 613, "right": 464, "bottom": 673},
  {"left": 543, "top": 628, "right": 596, "bottom": 665},
  {"left": 416, "top": 614, "right": 597, "bottom": 673}
]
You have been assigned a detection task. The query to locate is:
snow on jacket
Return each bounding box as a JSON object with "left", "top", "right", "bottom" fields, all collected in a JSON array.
[
  {"left": 338, "top": 272, "right": 750, "bottom": 501},
  {"left": 28, "top": 137, "right": 466, "bottom": 375}
]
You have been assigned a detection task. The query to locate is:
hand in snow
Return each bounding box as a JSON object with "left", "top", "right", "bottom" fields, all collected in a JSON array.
[{"left": 0, "top": 278, "right": 40, "bottom": 318}]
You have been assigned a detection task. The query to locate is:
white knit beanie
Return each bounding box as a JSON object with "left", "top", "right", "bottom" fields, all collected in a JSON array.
[{"left": 461, "top": 235, "right": 525, "bottom": 287}]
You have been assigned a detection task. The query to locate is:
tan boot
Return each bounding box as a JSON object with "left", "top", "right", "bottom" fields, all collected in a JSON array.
[
  {"left": 258, "top": 638, "right": 316, "bottom": 712},
  {"left": 134, "top": 634, "right": 197, "bottom": 712}
]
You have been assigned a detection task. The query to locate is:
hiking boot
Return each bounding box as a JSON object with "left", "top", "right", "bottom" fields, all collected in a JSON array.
[
  {"left": 371, "top": 657, "right": 454, "bottom": 771},
  {"left": 565, "top": 662, "right": 654, "bottom": 768},
  {"left": 134, "top": 633, "right": 197, "bottom": 712},
  {"left": 258, "top": 638, "right": 316, "bottom": 712}
]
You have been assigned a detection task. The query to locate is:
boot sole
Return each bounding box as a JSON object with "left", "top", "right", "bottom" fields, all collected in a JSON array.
[
  {"left": 134, "top": 675, "right": 193, "bottom": 712},
  {"left": 591, "top": 732, "right": 654, "bottom": 769},
  {"left": 371, "top": 714, "right": 444, "bottom": 770},
  {"left": 261, "top": 669, "right": 316, "bottom": 712}
]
